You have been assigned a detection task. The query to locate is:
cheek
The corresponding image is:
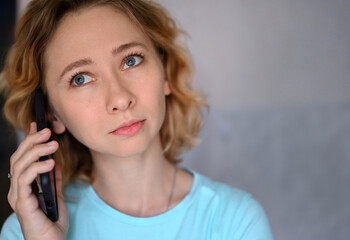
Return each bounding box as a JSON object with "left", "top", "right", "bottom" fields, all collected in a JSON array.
[
  {"left": 54, "top": 98, "right": 99, "bottom": 134},
  {"left": 152, "top": 84, "right": 168, "bottom": 122},
  {"left": 140, "top": 79, "right": 166, "bottom": 108}
]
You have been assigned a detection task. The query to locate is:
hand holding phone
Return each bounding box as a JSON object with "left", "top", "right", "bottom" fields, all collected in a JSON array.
[
  {"left": 7, "top": 90, "right": 68, "bottom": 239},
  {"left": 34, "top": 89, "right": 59, "bottom": 222}
]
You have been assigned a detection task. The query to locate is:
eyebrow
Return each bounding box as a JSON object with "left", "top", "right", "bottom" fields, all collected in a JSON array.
[
  {"left": 59, "top": 58, "right": 94, "bottom": 80},
  {"left": 111, "top": 41, "right": 148, "bottom": 57},
  {"left": 59, "top": 41, "right": 148, "bottom": 80}
]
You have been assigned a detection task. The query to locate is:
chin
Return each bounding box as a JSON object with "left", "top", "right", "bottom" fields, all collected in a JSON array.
[
  {"left": 93, "top": 137, "right": 154, "bottom": 160},
  {"left": 87, "top": 126, "right": 162, "bottom": 160}
]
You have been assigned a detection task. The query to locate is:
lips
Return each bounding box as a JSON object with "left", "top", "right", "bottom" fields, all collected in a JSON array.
[{"left": 111, "top": 119, "right": 145, "bottom": 136}]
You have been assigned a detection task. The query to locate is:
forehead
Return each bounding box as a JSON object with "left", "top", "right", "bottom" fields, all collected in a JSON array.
[{"left": 43, "top": 5, "right": 152, "bottom": 70}]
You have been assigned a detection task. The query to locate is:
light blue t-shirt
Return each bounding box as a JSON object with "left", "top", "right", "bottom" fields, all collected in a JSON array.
[{"left": 0, "top": 169, "right": 273, "bottom": 239}]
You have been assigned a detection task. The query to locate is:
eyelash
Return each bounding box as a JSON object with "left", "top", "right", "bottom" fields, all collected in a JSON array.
[
  {"left": 68, "top": 71, "right": 90, "bottom": 87},
  {"left": 68, "top": 51, "right": 145, "bottom": 86},
  {"left": 122, "top": 51, "right": 144, "bottom": 68}
]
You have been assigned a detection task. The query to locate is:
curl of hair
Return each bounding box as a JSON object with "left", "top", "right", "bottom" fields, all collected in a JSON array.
[{"left": 0, "top": 0, "right": 208, "bottom": 187}]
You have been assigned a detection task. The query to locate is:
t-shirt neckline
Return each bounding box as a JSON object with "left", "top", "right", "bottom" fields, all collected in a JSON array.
[{"left": 86, "top": 168, "right": 199, "bottom": 225}]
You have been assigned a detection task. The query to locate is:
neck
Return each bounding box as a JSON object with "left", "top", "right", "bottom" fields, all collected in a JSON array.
[{"left": 90, "top": 138, "right": 177, "bottom": 217}]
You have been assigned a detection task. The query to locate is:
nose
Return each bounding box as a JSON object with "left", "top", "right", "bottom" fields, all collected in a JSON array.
[{"left": 105, "top": 77, "right": 136, "bottom": 113}]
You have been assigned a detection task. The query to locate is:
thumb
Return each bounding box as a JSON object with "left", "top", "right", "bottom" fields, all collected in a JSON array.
[
  {"left": 54, "top": 163, "right": 64, "bottom": 199},
  {"left": 54, "top": 162, "right": 69, "bottom": 230}
]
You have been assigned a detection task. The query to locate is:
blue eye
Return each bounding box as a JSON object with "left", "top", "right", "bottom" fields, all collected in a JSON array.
[
  {"left": 123, "top": 55, "right": 143, "bottom": 69},
  {"left": 72, "top": 73, "right": 92, "bottom": 86}
]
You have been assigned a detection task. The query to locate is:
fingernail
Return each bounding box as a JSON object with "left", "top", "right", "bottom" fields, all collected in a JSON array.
[{"left": 47, "top": 141, "right": 55, "bottom": 146}]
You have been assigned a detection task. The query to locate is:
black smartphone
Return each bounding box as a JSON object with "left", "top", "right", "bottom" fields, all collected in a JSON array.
[{"left": 34, "top": 89, "right": 58, "bottom": 222}]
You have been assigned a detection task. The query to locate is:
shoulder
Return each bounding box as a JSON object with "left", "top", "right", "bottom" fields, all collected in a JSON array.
[
  {"left": 0, "top": 213, "right": 23, "bottom": 240},
  {"left": 193, "top": 170, "right": 257, "bottom": 210},
  {"left": 191, "top": 170, "right": 274, "bottom": 239}
]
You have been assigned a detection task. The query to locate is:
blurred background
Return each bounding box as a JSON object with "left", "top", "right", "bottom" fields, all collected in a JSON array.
[
  {"left": 1, "top": 0, "right": 350, "bottom": 239},
  {"left": 0, "top": 0, "right": 17, "bottom": 229}
]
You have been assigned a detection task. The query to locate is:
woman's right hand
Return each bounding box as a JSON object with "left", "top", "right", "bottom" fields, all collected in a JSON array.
[{"left": 7, "top": 122, "right": 68, "bottom": 240}]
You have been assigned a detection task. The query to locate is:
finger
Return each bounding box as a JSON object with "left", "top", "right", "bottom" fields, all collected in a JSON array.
[
  {"left": 9, "top": 141, "right": 58, "bottom": 208},
  {"left": 29, "top": 122, "right": 37, "bottom": 134},
  {"left": 55, "top": 163, "right": 63, "bottom": 200},
  {"left": 12, "top": 141, "right": 58, "bottom": 180},
  {"left": 10, "top": 129, "right": 52, "bottom": 170},
  {"left": 54, "top": 163, "right": 69, "bottom": 229},
  {"left": 8, "top": 123, "right": 49, "bottom": 205},
  {"left": 9, "top": 159, "right": 55, "bottom": 212},
  {"left": 17, "top": 159, "right": 55, "bottom": 201}
]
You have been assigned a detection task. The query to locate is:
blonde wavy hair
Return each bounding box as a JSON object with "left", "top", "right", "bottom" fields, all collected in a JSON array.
[{"left": 0, "top": 0, "right": 207, "bottom": 187}]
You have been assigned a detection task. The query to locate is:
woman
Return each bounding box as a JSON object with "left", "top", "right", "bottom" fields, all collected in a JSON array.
[{"left": 0, "top": 0, "right": 273, "bottom": 239}]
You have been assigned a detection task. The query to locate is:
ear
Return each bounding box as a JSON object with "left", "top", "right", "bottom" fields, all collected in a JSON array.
[
  {"left": 47, "top": 111, "right": 66, "bottom": 134},
  {"left": 164, "top": 79, "right": 171, "bottom": 96}
]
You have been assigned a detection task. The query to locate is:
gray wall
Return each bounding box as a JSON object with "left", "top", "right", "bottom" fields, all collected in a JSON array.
[
  {"left": 14, "top": 0, "right": 350, "bottom": 239},
  {"left": 154, "top": 0, "right": 350, "bottom": 239}
]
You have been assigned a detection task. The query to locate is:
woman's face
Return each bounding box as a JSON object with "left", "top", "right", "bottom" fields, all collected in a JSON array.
[{"left": 43, "top": 6, "right": 170, "bottom": 159}]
